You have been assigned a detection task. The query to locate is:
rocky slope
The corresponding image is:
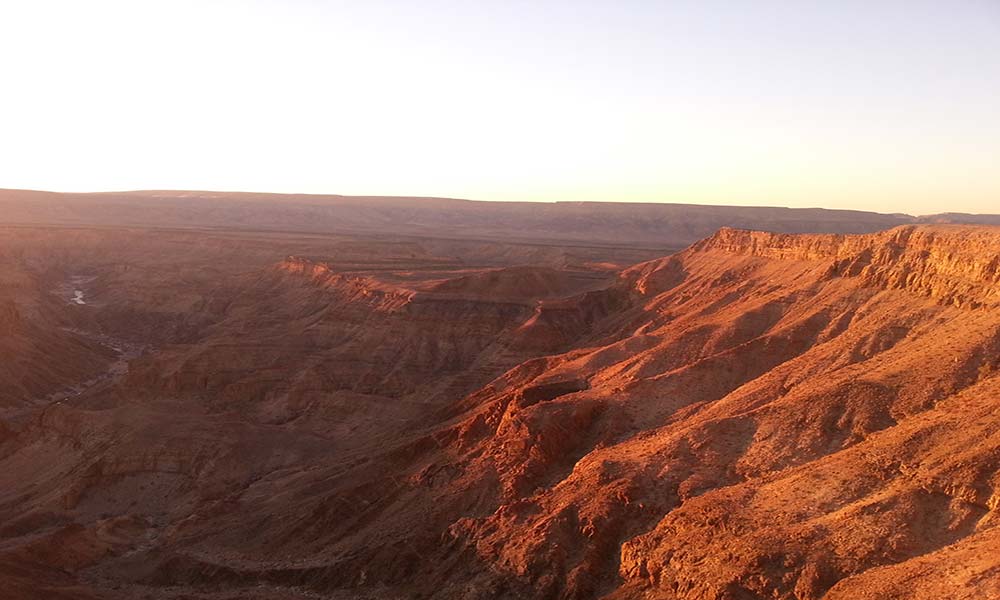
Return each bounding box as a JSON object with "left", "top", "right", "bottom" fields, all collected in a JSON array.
[{"left": 0, "top": 223, "right": 998, "bottom": 599}]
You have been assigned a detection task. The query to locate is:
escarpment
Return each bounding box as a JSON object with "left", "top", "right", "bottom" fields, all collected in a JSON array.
[
  {"left": 2, "top": 224, "right": 999, "bottom": 600},
  {"left": 693, "top": 225, "right": 1000, "bottom": 308},
  {"left": 411, "top": 225, "right": 1000, "bottom": 599},
  {"left": 124, "top": 256, "right": 620, "bottom": 411},
  {"left": 276, "top": 256, "right": 414, "bottom": 310}
]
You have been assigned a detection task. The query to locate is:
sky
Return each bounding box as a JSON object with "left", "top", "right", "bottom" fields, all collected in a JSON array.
[{"left": 0, "top": 0, "right": 997, "bottom": 215}]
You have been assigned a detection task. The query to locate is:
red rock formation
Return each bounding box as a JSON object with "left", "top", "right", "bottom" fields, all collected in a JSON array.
[{"left": 1, "top": 223, "right": 998, "bottom": 599}]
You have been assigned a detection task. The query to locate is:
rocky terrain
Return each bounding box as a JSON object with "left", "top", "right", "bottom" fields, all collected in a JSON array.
[{"left": 0, "top": 206, "right": 998, "bottom": 599}]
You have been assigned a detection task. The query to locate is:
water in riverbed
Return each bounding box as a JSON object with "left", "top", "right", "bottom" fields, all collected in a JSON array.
[{"left": 57, "top": 275, "right": 95, "bottom": 305}]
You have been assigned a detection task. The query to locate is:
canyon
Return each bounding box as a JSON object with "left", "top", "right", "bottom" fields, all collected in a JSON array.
[{"left": 0, "top": 195, "right": 999, "bottom": 599}]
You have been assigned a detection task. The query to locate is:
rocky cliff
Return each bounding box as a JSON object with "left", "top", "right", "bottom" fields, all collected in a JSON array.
[{"left": 1, "top": 224, "right": 999, "bottom": 599}]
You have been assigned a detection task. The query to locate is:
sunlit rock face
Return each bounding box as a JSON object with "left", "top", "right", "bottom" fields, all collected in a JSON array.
[{"left": 1, "top": 222, "right": 999, "bottom": 600}]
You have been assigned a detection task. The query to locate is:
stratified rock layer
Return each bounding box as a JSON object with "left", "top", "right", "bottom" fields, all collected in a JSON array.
[{"left": 0, "top": 223, "right": 998, "bottom": 600}]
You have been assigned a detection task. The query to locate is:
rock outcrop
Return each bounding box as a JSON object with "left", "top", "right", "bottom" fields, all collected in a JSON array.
[{"left": 693, "top": 226, "right": 1000, "bottom": 308}]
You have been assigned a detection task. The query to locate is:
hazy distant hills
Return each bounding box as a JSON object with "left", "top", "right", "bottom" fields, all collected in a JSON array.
[{"left": 3, "top": 188, "right": 993, "bottom": 249}]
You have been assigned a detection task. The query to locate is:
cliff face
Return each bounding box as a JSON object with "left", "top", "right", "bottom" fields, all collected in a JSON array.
[
  {"left": 418, "top": 225, "right": 1000, "bottom": 599},
  {"left": 691, "top": 225, "right": 1000, "bottom": 308},
  {"left": 275, "top": 256, "right": 414, "bottom": 310},
  {"left": 123, "top": 256, "right": 615, "bottom": 413},
  {"left": 2, "top": 224, "right": 1000, "bottom": 600}
]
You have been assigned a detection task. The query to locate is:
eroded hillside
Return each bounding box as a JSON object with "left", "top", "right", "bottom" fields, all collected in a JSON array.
[{"left": 0, "top": 224, "right": 998, "bottom": 599}]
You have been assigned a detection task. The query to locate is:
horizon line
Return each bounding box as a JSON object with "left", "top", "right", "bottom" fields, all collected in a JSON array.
[{"left": 4, "top": 186, "right": 994, "bottom": 219}]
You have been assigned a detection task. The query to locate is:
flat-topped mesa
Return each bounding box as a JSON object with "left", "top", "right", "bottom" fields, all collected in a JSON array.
[
  {"left": 275, "top": 256, "right": 413, "bottom": 307},
  {"left": 689, "top": 225, "right": 1000, "bottom": 308}
]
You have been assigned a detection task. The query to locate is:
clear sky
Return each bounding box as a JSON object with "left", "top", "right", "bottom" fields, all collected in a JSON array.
[{"left": 1, "top": 0, "right": 997, "bottom": 214}]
